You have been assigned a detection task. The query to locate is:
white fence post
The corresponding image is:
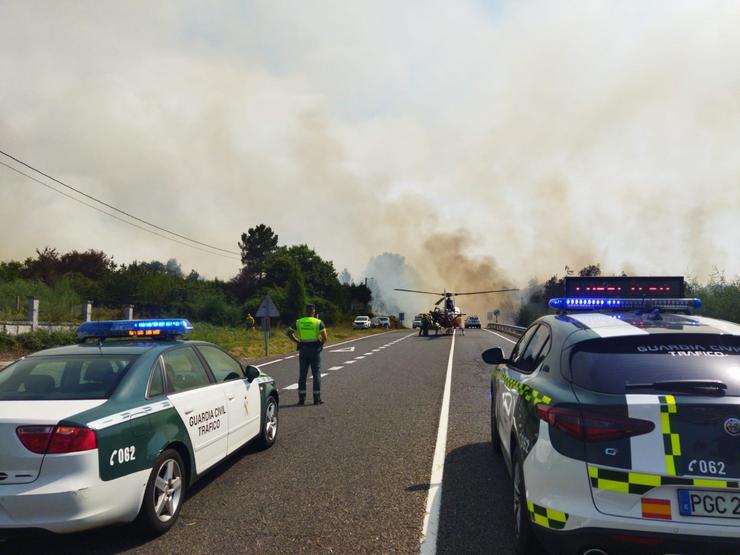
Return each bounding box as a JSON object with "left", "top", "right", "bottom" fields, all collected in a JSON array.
[{"left": 27, "top": 297, "right": 39, "bottom": 331}]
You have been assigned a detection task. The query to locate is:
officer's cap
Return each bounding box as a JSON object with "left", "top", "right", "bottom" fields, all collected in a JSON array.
[{"left": 306, "top": 304, "right": 316, "bottom": 311}]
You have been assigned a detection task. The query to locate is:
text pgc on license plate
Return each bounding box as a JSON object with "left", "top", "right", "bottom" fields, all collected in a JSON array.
[{"left": 678, "top": 489, "right": 740, "bottom": 519}]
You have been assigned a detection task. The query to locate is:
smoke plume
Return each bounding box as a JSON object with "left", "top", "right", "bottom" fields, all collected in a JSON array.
[{"left": 1, "top": 1, "right": 738, "bottom": 295}]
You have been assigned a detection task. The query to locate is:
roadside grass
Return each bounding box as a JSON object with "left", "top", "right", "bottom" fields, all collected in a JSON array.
[
  {"left": 190, "top": 323, "right": 391, "bottom": 360},
  {"left": 0, "top": 323, "right": 395, "bottom": 363}
]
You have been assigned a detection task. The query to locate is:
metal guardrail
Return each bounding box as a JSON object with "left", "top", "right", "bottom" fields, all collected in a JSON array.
[
  {"left": 0, "top": 322, "right": 77, "bottom": 336},
  {"left": 486, "top": 322, "right": 526, "bottom": 337}
]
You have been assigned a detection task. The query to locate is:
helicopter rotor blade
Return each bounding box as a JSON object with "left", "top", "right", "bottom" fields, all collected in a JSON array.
[
  {"left": 434, "top": 297, "right": 446, "bottom": 306},
  {"left": 452, "top": 288, "right": 520, "bottom": 296},
  {"left": 394, "top": 288, "right": 445, "bottom": 296}
]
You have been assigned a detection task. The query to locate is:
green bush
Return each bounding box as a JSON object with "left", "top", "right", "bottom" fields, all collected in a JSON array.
[{"left": 0, "top": 329, "right": 78, "bottom": 355}]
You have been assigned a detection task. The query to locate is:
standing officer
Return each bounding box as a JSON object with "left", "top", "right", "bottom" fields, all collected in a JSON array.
[
  {"left": 245, "top": 312, "right": 255, "bottom": 332},
  {"left": 288, "top": 304, "right": 327, "bottom": 405}
]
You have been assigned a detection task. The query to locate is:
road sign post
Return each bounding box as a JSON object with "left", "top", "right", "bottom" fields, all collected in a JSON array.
[{"left": 255, "top": 295, "right": 281, "bottom": 357}]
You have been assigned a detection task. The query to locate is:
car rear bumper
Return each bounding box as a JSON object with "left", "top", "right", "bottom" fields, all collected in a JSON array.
[
  {"left": 522, "top": 424, "right": 740, "bottom": 553},
  {"left": 0, "top": 451, "right": 148, "bottom": 534},
  {"left": 533, "top": 526, "right": 740, "bottom": 555}
]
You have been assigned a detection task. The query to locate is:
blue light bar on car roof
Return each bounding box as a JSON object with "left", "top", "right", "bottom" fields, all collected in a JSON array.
[
  {"left": 77, "top": 319, "right": 193, "bottom": 339},
  {"left": 548, "top": 298, "right": 702, "bottom": 311}
]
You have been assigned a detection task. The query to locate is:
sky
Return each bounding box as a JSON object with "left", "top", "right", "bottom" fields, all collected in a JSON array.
[{"left": 1, "top": 1, "right": 738, "bottom": 317}]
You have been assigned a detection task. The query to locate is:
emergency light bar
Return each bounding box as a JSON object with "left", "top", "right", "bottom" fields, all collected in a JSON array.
[
  {"left": 77, "top": 319, "right": 193, "bottom": 340},
  {"left": 548, "top": 297, "right": 701, "bottom": 312},
  {"left": 564, "top": 276, "right": 685, "bottom": 298}
]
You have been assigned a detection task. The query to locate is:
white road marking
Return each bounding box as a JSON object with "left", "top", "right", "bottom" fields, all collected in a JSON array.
[
  {"left": 372, "top": 349, "right": 380, "bottom": 352},
  {"left": 419, "top": 329, "right": 457, "bottom": 554},
  {"left": 483, "top": 328, "right": 517, "bottom": 344},
  {"left": 330, "top": 346, "right": 356, "bottom": 353},
  {"left": 327, "top": 366, "right": 343, "bottom": 371},
  {"left": 259, "top": 358, "right": 285, "bottom": 366},
  {"left": 354, "top": 356, "right": 366, "bottom": 360},
  {"left": 363, "top": 352, "right": 373, "bottom": 356},
  {"left": 320, "top": 373, "right": 328, "bottom": 377},
  {"left": 344, "top": 360, "right": 356, "bottom": 364},
  {"left": 282, "top": 383, "right": 299, "bottom": 390}
]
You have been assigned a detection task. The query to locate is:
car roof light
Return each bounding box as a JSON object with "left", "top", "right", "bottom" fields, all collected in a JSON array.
[
  {"left": 548, "top": 297, "right": 701, "bottom": 312},
  {"left": 77, "top": 319, "right": 193, "bottom": 340}
]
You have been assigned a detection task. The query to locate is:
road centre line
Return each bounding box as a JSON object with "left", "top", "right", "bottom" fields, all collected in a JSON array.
[
  {"left": 344, "top": 360, "right": 356, "bottom": 364},
  {"left": 327, "top": 366, "right": 343, "bottom": 371},
  {"left": 259, "top": 358, "right": 285, "bottom": 366},
  {"left": 419, "top": 329, "right": 457, "bottom": 555},
  {"left": 354, "top": 356, "right": 366, "bottom": 360},
  {"left": 483, "top": 328, "right": 517, "bottom": 344},
  {"left": 282, "top": 383, "right": 298, "bottom": 390}
]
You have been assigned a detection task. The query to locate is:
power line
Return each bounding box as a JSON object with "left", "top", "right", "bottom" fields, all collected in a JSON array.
[
  {"left": 0, "top": 160, "right": 241, "bottom": 261},
  {"left": 0, "top": 149, "right": 241, "bottom": 256}
]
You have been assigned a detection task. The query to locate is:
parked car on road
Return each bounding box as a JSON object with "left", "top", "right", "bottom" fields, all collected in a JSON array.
[
  {"left": 0, "top": 319, "right": 279, "bottom": 536},
  {"left": 465, "top": 316, "right": 481, "bottom": 329},
  {"left": 412, "top": 314, "right": 424, "bottom": 329},
  {"left": 372, "top": 316, "right": 390, "bottom": 328},
  {"left": 483, "top": 276, "right": 740, "bottom": 555},
  {"left": 352, "top": 316, "right": 371, "bottom": 329}
]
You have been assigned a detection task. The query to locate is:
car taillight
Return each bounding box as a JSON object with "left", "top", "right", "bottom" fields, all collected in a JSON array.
[
  {"left": 16, "top": 426, "right": 55, "bottom": 454},
  {"left": 17, "top": 425, "right": 97, "bottom": 454},
  {"left": 535, "top": 405, "right": 654, "bottom": 442}
]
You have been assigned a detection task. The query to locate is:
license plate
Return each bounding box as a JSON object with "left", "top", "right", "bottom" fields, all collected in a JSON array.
[{"left": 678, "top": 489, "right": 740, "bottom": 519}]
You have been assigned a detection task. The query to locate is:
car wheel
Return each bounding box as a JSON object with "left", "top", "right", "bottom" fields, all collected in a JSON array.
[
  {"left": 257, "top": 395, "right": 278, "bottom": 448},
  {"left": 512, "top": 450, "right": 538, "bottom": 555},
  {"left": 137, "top": 449, "right": 186, "bottom": 535},
  {"left": 490, "top": 389, "right": 501, "bottom": 454}
]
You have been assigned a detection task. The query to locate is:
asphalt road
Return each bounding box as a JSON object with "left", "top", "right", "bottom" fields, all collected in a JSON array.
[{"left": 3, "top": 328, "right": 517, "bottom": 555}]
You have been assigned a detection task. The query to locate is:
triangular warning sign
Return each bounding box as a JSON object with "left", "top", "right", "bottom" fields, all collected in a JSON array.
[{"left": 255, "top": 295, "right": 280, "bottom": 318}]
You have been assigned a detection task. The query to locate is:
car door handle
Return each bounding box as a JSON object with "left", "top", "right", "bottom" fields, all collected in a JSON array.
[
  {"left": 228, "top": 394, "right": 235, "bottom": 400},
  {"left": 184, "top": 408, "right": 194, "bottom": 415}
]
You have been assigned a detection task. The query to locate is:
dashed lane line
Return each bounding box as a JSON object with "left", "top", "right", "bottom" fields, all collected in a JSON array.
[
  {"left": 283, "top": 383, "right": 298, "bottom": 390},
  {"left": 483, "top": 328, "right": 517, "bottom": 344},
  {"left": 259, "top": 358, "right": 285, "bottom": 366},
  {"left": 354, "top": 356, "right": 366, "bottom": 360},
  {"left": 327, "top": 366, "right": 343, "bottom": 371},
  {"left": 344, "top": 360, "right": 356, "bottom": 364}
]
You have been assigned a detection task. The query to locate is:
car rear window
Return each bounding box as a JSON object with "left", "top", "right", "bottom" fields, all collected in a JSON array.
[
  {"left": 0, "top": 355, "right": 138, "bottom": 400},
  {"left": 569, "top": 334, "right": 740, "bottom": 395}
]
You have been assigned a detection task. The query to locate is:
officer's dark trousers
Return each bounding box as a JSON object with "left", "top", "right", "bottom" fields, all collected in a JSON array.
[{"left": 298, "top": 343, "right": 321, "bottom": 398}]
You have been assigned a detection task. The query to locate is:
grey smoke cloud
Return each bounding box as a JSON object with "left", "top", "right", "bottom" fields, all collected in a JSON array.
[{"left": 1, "top": 1, "right": 738, "bottom": 287}]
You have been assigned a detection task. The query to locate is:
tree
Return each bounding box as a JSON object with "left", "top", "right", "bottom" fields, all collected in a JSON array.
[
  {"left": 238, "top": 224, "right": 279, "bottom": 286},
  {"left": 283, "top": 264, "right": 307, "bottom": 325}
]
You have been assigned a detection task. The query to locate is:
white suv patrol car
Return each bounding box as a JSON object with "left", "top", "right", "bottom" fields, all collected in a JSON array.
[
  {"left": 0, "top": 319, "right": 278, "bottom": 536},
  {"left": 483, "top": 277, "right": 740, "bottom": 555}
]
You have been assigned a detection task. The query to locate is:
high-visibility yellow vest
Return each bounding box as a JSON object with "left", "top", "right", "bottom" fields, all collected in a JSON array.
[{"left": 295, "top": 317, "right": 322, "bottom": 342}]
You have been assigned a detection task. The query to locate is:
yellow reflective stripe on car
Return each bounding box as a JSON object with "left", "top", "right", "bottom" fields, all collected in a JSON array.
[
  {"left": 527, "top": 500, "right": 568, "bottom": 530},
  {"left": 587, "top": 464, "right": 740, "bottom": 495},
  {"left": 496, "top": 371, "right": 552, "bottom": 406},
  {"left": 659, "top": 395, "right": 681, "bottom": 475}
]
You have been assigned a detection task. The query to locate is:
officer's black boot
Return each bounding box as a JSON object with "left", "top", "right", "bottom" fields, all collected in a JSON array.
[
  {"left": 298, "top": 394, "right": 305, "bottom": 406},
  {"left": 313, "top": 395, "right": 323, "bottom": 405}
]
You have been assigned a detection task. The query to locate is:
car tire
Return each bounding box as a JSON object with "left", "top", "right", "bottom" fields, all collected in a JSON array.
[
  {"left": 512, "top": 450, "right": 538, "bottom": 555},
  {"left": 490, "top": 388, "right": 501, "bottom": 454},
  {"left": 137, "top": 448, "right": 186, "bottom": 535},
  {"left": 257, "top": 395, "right": 278, "bottom": 449}
]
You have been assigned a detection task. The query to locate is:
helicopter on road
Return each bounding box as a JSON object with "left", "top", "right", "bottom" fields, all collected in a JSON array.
[{"left": 394, "top": 287, "right": 519, "bottom": 335}]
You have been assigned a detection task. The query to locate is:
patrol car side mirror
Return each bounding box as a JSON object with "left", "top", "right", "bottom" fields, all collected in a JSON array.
[
  {"left": 481, "top": 347, "right": 505, "bottom": 365},
  {"left": 245, "top": 365, "right": 260, "bottom": 383}
]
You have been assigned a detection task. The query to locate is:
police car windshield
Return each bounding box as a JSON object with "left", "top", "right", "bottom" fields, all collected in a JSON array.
[
  {"left": 568, "top": 334, "right": 740, "bottom": 395},
  {"left": 0, "top": 355, "right": 138, "bottom": 400}
]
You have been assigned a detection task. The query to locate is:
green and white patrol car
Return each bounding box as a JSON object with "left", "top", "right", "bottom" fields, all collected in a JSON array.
[
  {"left": 0, "top": 319, "right": 279, "bottom": 535},
  {"left": 483, "top": 277, "right": 740, "bottom": 555}
]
